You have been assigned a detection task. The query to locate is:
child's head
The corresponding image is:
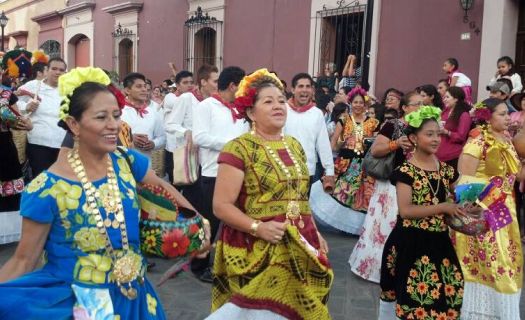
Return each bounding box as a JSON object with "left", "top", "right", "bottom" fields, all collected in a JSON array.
[
  {"left": 405, "top": 106, "right": 442, "bottom": 155},
  {"left": 487, "top": 79, "right": 512, "bottom": 101},
  {"left": 367, "top": 106, "right": 376, "bottom": 119},
  {"left": 497, "top": 56, "right": 515, "bottom": 76},
  {"left": 443, "top": 58, "right": 459, "bottom": 74}
]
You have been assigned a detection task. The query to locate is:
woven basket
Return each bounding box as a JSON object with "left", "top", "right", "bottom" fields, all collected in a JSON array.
[
  {"left": 10, "top": 129, "right": 27, "bottom": 164},
  {"left": 150, "top": 149, "right": 166, "bottom": 178}
]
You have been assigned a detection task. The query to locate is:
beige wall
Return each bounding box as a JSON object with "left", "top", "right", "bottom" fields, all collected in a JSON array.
[{"left": 0, "top": 0, "right": 65, "bottom": 51}]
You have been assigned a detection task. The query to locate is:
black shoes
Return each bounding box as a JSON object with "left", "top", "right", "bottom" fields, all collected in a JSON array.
[{"left": 195, "top": 267, "right": 213, "bottom": 283}]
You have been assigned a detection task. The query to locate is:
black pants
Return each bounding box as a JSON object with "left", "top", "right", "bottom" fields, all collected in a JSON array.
[
  {"left": 190, "top": 176, "right": 219, "bottom": 274},
  {"left": 26, "top": 143, "right": 60, "bottom": 178},
  {"left": 165, "top": 150, "right": 174, "bottom": 184}
]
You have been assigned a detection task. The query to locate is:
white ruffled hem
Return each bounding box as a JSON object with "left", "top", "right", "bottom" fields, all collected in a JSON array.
[
  {"left": 309, "top": 181, "right": 365, "bottom": 235},
  {"left": 0, "top": 210, "right": 21, "bottom": 244},
  {"left": 461, "top": 282, "right": 521, "bottom": 320},
  {"left": 206, "top": 303, "right": 287, "bottom": 320}
]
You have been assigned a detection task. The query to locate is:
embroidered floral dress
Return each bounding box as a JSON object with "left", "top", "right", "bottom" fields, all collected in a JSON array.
[
  {"left": 379, "top": 161, "right": 464, "bottom": 320},
  {"left": 349, "top": 119, "right": 407, "bottom": 283},
  {"left": 0, "top": 91, "right": 23, "bottom": 244},
  {"left": 452, "top": 132, "right": 522, "bottom": 320},
  {"left": 209, "top": 133, "right": 333, "bottom": 320},
  {"left": 0, "top": 148, "right": 166, "bottom": 320},
  {"left": 310, "top": 115, "right": 379, "bottom": 235}
]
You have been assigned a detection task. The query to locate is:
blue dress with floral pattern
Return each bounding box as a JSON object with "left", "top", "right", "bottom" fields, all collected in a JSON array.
[{"left": 0, "top": 148, "right": 166, "bottom": 320}]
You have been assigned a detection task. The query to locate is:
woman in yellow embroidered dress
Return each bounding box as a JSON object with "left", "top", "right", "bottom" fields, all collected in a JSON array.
[
  {"left": 208, "top": 69, "right": 333, "bottom": 320},
  {"left": 455, "top": 97, "right": 525, "bottom": 319}
]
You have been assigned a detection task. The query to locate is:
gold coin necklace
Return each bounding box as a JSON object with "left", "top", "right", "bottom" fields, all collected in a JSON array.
[
  {"left": 260, "top": 133, "right": 305, "bottom": 228},
  {"left": 412, "top": 154, "right": 441, "bottom": 205},
  {"left": 351, "top": 115, "right": 365, "bottom": 155},
  {"left": 68, "top": 149, "right": 141, "bottom": 300}
]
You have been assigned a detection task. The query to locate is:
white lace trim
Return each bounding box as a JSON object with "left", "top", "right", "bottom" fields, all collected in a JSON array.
[
  {"left": 309, "top": 181, "right": 365, "bottom": 235},
  {"left": 0, "top": 210, "right": 21, "bottom": 244},
  {"left": 206, "top": 303, "right": 287, "bottom": 320},
  {"left": 461, "top": 282, "right": 521, "bottom": 320}
]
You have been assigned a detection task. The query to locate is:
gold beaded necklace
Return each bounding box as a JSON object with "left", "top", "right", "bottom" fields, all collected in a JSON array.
[
  {"left": 411, "top": 154, "right": 441, "bottom": 205},
  {"left": 256, "top": 131, "right": 306, "bottom": 228},
  {"left": 67, "top": 149, "right": 141, "bottom": 299}
]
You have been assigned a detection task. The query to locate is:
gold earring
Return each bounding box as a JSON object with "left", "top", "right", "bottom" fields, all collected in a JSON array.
[{"left": 250, "top": 121, "right": 256, "bottom": 135}]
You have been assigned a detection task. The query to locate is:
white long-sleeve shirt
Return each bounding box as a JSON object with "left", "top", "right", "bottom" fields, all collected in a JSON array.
[
  {"left": 192, "top": 96, "right": 249, "bottom": 177},
  {"left": 164, "top": 92, "right": 199, "bottom": 152},
  {"left": 284, "top": 105, "right": 335, "bottom": 176},
  {"left": 121, "top": 104, "right": 165, "bottom": 159},
  {"left": 17, "top": 80, "right": 66, "bottom": 148}
]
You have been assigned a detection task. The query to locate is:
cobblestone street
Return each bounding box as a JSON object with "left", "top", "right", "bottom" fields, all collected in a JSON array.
[{"left": 2, "top": 230, "right": 524, "bottom": 319}]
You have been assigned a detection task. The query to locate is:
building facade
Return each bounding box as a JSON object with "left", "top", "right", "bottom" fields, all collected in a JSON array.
[{"left": 0, "top": 0, "right": 521, "bottom": 100}]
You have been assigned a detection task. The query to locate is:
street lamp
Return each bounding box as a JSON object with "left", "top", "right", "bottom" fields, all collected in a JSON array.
[
  {"left": 0, "top": 11, "right": 8, "bottom": 52},
  {"left": 460, "top": 0, "right": 474, "bottom": 23}
]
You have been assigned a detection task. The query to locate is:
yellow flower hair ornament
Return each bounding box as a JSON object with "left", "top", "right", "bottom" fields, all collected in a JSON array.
[
  {"left": 58, "top": 67, "right": 111, "bottom": 121},
  {"left": 233, "top": 68, "right": 283, "bottom": 119},
  {"left": 404, "top": 105, "right": 442, "bottom": 128}
]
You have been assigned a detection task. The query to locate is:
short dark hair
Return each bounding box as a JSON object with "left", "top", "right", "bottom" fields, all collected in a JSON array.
[
  {"left": 291, "top": 73, "right": 314, "bottom": 88},
  {"left": 145, "top": 78, "right": 152, "bottom": 86},
  {"left": 175, "top": 70, "right": 193, "bottom": 84},
  {"left": 197, "top": 64, "right": 219, "bottom": 86},
  {"left": 218, "top": 66, "right": 245, "bottom": 91},
  {"left": 123, "top": 72, "right": 146, "bottom": 88},
  {"left": 48, "top": 57, "right": 67, "bottom": 69},
  {"left": 32, "top": 62, "right": 47, "bottom": 77}
]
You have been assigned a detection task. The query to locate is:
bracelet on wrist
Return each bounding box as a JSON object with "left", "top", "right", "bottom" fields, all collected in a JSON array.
[
  {"left": 250, "top": 220, "right": 261, "bottom": 237},
  {"left": 388, "top": 140, "right": 399, "bottom": 152}
]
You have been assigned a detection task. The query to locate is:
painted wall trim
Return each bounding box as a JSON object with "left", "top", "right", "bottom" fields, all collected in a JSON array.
[
  {"left": 101, "top": 1, "right": 144, "bottom": 15},
  {"left": 58, "top": 0, "right": 95, "bottom": 16},
  {"left": 31, "top": 10, "right": 61, "bottom": 23}
]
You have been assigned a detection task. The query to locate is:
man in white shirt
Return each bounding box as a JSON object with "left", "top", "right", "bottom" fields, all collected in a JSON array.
[
  {"left": 163, "top": 64, "right": 218, "bottom": 218},
  {"left": 120, "top": 72, "right": 165, "bottom": 160},
  {"left": 284, "top": 73, "right": 335, "bottom": 191},
  {"left": 191, "top": 66, "right": 248, "bottom": 282},
  {"left": 17, "top": 57, "right": 67, "bottom": 177},
  {"left": 163, "top": 70, "right": 194, "bottom": 183}
]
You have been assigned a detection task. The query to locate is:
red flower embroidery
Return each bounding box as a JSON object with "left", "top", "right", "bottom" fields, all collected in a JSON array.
[{"left": 161, "top": 229, "right": 190, "bottom": 258}]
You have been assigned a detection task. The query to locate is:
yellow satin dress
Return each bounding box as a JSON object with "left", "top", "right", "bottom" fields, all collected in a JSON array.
[{"left": 453, "top": 131, "right": 522, "bottom": 319}]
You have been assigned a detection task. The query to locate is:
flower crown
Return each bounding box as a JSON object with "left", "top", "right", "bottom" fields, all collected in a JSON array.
[
  {"left": 404, "top": 105, "right": 442, "bottom": 128},
  {"left": 472, "top": 101, "right": 492, "bottom": 124},
  {"left": 348, "top": 87, "right": 369, "bottom": 103},
  {"left": 58, "top": 67, "right": 112, "bottom": 121},
  {"left": 233, "top": 68, "right": 283, "bottom": 119}
]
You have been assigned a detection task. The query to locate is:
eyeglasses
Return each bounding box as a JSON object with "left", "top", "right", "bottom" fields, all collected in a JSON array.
[
  {"left": 407, "top": 101, "right": 424, "bottom": 107},
  {"left": 385, "top": 96, "right": 400, "bottom": 102}
]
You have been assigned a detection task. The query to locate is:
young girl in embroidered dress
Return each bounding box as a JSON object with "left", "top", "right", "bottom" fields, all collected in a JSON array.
[{"left": 378, "top": 106, "right": 465, "bottom": 320}]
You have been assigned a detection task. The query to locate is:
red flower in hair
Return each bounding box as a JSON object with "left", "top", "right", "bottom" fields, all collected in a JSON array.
[
  {"left": 107, "top": 84, "right": 127, "bottom": 110},
  {"left": 474, "top": 108, "right": 491, "bottom": 124},
  {"left": 233, "top": 87, "right": 257, "bottom": 120}
]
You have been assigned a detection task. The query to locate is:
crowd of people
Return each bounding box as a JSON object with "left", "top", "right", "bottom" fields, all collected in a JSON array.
[{"left": 0, "top": 48, "right": 524, "bottom": 320}]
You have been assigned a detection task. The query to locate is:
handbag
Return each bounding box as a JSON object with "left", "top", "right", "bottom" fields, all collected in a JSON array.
[
  {"left": 172, "top": 144, "right": 199, "bottom": 185},
  {"left": 362, "top": 149, "right": 395, "bottom": 180},
  {"left": 362, "top": 120, "right": 404, "bottom": 180},
  {"left": 138, "top": 183, "right": 205, "bottom": 259}
]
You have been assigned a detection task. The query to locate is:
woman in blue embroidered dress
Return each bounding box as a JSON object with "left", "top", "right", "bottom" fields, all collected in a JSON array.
[{"left": 0, "top": 67, "right": 206, "bottom": 319}]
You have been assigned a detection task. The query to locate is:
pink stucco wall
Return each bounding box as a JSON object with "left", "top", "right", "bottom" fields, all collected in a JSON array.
[
  {"left": 374, "top": 0, "right": 484, "bottom": 99},
  {"left": 136, "top": 0, "right": 188, "bottom": 83},
  {"left": 223, "top": 0, "right": 311, "bottom": 85},
  {"left": 91, "top": 0, "right": 188, "bottom": 83},
  {"left": 36, "top": 16, "right": 63, "bottom": 51}
]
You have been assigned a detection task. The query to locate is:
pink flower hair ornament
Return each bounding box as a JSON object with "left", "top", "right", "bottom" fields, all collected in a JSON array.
[
  {"left": 348, "top": 87, "right": 369, "bottom": 103},
  {"left": 473, "top": 102, "right": 492, "bottom": 124}
]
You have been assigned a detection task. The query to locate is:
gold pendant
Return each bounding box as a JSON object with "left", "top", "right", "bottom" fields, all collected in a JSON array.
[
  {"left": 286, "top": 201, "right": 300, "bottom": 219},
  {"left": 127, "top": 287, "right": 137, "bottom": 300},
  {"left": 298, "top": 219, "right": 305, "bottom": 229},
  {"left": 432, "top": 197, "right": 439, "bottom": 205},
  {"left": 113, "top": 253, "right": 140, "bottom": 284}
]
